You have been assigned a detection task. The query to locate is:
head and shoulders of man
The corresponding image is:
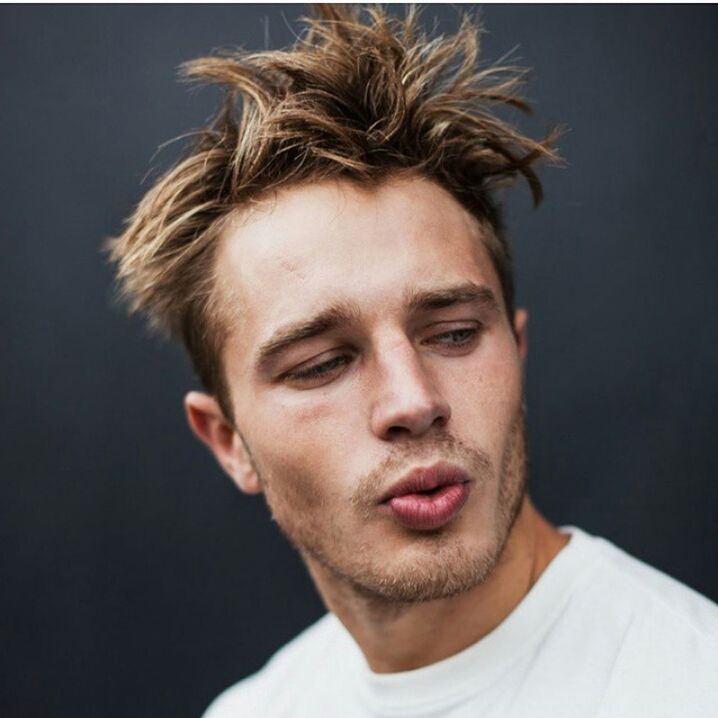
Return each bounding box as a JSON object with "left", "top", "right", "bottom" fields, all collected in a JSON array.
[{"left": 107, "top": 4, "right": 718, "bottom": 714}]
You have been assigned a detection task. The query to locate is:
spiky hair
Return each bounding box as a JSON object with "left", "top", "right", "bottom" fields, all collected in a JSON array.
[{"left": 106, "top": 4, "right": 561, "bottom": 422}]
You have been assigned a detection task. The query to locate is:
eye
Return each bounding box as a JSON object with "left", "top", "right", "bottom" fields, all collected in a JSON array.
[
  {"left": 283, "top": 354, "right": 351, "bottom": 386},
  {"left": 424, "top": 325, "right": 482, "bottom": 350}
]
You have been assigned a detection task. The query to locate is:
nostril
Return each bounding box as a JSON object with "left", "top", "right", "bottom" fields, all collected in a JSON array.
[{"left": 372, "top": 389, "right": 451, "bottom": 441}]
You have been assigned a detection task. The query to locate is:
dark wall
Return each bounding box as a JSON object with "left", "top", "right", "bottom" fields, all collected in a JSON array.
[{"left": 2, "top": 5, "right": 716, "bottom": 717}]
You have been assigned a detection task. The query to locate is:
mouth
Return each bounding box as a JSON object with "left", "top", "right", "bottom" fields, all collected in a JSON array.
[{"left": 377, "top": 463, "right": 472, "bottom": 531}]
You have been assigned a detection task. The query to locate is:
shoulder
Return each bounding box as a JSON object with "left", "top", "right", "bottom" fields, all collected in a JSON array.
[
  {"left": 583, "top": 528, "right": 718, "bottom": 641},
  {"left": 201, "top": 613, "right": 349, "bottom": 718},
  {"left": 564, "top": 527, "right": 718, "bottom": 714}
]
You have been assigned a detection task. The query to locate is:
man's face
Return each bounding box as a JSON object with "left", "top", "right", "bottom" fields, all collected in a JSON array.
[{"left": 217, "top": 175, "right": 528, "bottom": 602}]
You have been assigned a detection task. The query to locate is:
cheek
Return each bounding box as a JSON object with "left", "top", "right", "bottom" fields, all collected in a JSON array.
[
  {"left": 446, "top": 344, "right": 522, "bottom": 443},
  {"left": 277, "top": 386, "right": 362, "bottom": 439},
  {"left": 250, "top": 394, "right": 352, "bottom": 501}
]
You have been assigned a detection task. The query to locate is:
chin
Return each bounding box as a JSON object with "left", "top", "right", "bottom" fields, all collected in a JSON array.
[
  {"left": 357, "top": 543, "right": 502, "bottom": 603},
  {"left": 320, "top": 522, "right": 506, "bottom": 604}
]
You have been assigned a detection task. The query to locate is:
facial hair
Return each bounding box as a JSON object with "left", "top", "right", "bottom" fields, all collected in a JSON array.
[{"left": 254, "top": 406, "right": 528, "bottom": 604}]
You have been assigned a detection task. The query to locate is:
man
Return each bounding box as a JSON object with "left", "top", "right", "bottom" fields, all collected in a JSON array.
[{"left": 107, "top": 6, "right": 718, "bottom": 717}]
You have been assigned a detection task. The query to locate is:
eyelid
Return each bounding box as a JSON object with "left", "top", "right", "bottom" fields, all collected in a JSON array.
[
  {"left": 421, "top": 322, "right": 483, "bottom": 348},
  {"left": 425, "top": 315, "right": 483, "bottom": 326},
  {"left": 281, "top": 350, "right": 351, "bottom": 383},
  {"left": 422, "top": 319, "right": 483, "bottom": 335}
]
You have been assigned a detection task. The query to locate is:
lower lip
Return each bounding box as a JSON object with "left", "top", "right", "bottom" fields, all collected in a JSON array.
[{"left": 384, "top": 482, "right": 471, "bottom": 531}]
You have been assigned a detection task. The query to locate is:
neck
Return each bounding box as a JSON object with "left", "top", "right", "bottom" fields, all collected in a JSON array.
[{"left": 305, "top": 496, "right": 569, "bottom": 673}]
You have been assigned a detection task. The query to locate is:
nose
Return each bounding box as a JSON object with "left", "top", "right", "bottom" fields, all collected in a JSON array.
[{"left": 369, "top": 340, "right": 451, "bottom": 441}]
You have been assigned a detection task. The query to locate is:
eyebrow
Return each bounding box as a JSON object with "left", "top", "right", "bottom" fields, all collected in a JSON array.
[
  {"left": 254, "top": 281, "right": 501, "bottom": 373},
  {"left": 405, "top": 282, "right": 501, "bottom": 315},
  {"left": 255, "top": 303, "right": 360, "bottom": 372}
]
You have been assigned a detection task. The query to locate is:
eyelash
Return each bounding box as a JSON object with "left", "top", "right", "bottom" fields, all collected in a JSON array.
[
  {"left": 426, "top": 327, "right": 479, "bottom": 347},
  {"left": 286, "top": 355, "right": 350, "bottom": 382},
  {"left": 284, "top": 326, "right": 481, "bottom": 385}
]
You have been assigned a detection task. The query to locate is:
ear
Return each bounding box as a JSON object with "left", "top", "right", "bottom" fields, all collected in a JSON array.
[
  {"left": 183, "top": 391, "right": 262, "bottom": 495},
  {"left": 513, "top": 308, "right": 529, "bottom": 364}
]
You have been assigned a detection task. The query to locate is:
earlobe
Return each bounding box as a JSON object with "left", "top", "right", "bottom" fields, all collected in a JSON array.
[
  {"left": 230, "top": 431, "right": 263, "bottom": 495},
  {"left": 513, "top": 308, "right": 529, "bottom": 363},
  {"left": 183, "top": 391, "right": 263, "bottom": 496}
]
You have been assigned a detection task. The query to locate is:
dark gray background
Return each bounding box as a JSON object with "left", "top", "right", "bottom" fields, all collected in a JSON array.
[{"left": 2, "top": 4, "right": 716, "bottom": 717}]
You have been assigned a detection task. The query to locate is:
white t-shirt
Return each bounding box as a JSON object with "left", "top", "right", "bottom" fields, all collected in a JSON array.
[{"left": 203, "top": 526, "right": 718, "bottom": 717}]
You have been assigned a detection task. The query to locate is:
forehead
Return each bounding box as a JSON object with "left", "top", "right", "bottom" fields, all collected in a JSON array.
[{"left": 216, "top": 175, "right": 501, "bottom": 342}]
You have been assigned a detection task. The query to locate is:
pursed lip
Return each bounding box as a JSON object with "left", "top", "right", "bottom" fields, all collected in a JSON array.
[{"left": 377, "top": 463, "right": 471, "bottom": 504}]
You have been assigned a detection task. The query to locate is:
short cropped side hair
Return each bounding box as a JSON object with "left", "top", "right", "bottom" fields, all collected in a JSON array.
[{"left": 106, "top": 4, "right": 562, "bottom": 423}]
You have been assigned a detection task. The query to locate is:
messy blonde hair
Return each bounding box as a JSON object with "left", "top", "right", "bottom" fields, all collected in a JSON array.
[{"left": 106, "top": 4, "right": 562, "bottom": 423}]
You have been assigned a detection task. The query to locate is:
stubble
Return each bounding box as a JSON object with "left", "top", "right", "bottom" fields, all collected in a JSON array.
[{"left": 258, "top": 405, "right": 529, "bottom": 605}]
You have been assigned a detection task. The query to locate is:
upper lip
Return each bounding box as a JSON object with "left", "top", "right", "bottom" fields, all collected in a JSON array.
[{"left": 378, "top": 463, "right": 470, "bottom": 504}]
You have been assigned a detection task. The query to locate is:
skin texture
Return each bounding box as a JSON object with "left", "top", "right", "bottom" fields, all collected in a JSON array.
[{"left": 185, "top": 174, "right": 569, "bottom": 672}]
